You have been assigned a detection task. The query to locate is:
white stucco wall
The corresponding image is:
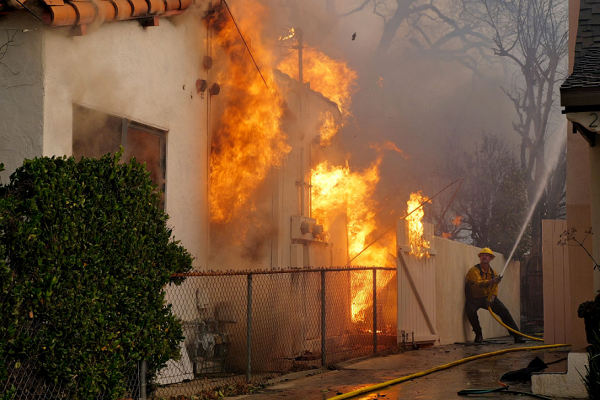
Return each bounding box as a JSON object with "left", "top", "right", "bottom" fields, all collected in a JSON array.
[
  {"left": 41, "top": 12, "right": 209, "bottom": 269},
  {"left": 0, "top": 14, "right": 45, "bottom": 181},
  {"left": 434, "top": 237, "right": 521, "bottom": 345}
]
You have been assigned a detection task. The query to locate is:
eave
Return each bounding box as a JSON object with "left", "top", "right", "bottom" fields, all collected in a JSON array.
[{"left": 0, "top": 0, "right": 194, "bottom": 32}]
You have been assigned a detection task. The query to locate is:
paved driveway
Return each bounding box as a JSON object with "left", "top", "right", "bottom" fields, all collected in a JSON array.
[{"left": 232, "top": 337, "right": 574, "bottom": 400}]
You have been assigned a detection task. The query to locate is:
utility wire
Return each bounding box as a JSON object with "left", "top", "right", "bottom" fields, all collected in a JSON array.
[
  {"left": 14, "top": 0, "right": 46, "bottom": 24},
  {"left": 222, "top": 0, "right": 269, "bottom": 89},
  {"left": 346, "top": 178, "right": 464, "bottom": 266},
  {"left": 433, "top": 178, "right": 463, "bottom": 234}
]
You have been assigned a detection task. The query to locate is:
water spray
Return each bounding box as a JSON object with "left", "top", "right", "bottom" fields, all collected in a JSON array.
[{"left": 499, "top": 121, "right": 567, "bottom": 277}]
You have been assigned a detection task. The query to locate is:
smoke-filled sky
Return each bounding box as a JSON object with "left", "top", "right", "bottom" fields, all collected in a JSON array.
[{"left": 257, "top": 0, "right": 520, "bottom": 215}]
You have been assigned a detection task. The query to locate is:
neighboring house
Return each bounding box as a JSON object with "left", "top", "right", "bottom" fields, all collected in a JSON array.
[
  {"left": 560, "top": 0, "right": 600, "bottom": 351},
  {"left": 529, "top": 0, "right": 600, "bottom": 397}
]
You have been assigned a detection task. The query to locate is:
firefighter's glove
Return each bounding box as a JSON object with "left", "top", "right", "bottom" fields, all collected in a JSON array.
[
  {"left": 487, "top": 295, "right": 496, "bottom": 307},
  {"left": 490, "top": 276, "right": 502, "bottom": 285}
]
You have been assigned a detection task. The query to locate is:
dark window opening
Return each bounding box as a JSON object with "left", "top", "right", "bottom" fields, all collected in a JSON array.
[{"left": 72, "top": 105, "right": 167, "bottom": 208}]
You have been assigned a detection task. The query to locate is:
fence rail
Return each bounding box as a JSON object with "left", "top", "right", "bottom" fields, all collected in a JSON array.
[{"left": 1, "top": 267, "right": 398, "bottom": 400}]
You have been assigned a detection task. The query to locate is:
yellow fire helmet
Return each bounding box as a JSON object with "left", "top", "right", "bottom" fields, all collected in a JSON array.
[{"left": 478, "top": 247, "right": 495, "bottom": 259}]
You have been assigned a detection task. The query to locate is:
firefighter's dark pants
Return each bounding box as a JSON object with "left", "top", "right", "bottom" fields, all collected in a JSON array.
[{"left": 466, "top": 297, "right": 520, "bottom": 336}]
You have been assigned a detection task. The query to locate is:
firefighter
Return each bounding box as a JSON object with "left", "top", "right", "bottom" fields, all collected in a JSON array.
[{"left": 465, "top": 247, "right": 526, "bottom": 344}]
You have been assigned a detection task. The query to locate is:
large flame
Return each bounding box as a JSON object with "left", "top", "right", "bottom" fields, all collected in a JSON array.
[
  {"left": 318, "top": 111, "right": 339, "bottom": 147},
  {"left": 278, "top": 46, "right": 357, "bottom": 122},
  {"left": 207, "top": 2, "right": 291, "bottom": 224},
  {"left": 311, "top": 158, "right": 395, "bottom": 322},
  {"left": 406, "top": 191, "right": 431, "bottom": 258}
]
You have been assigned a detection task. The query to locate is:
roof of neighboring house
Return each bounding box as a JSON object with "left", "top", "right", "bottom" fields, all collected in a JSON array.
[
  {"left": 561, "top": 0, "right": 600, "bottom": 107},
  {"left": 561, "top": 49, "right": 600, "bottom": 107},
  {"left": 0, "top": 0, "right": 192, "bottom": 30}
]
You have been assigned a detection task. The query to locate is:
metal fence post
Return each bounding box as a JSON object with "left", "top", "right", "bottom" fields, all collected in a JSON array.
[
  {"left": 373, "top": 268, "right": 377, "bottom": 354},
  {"left": 246, "top": 273, "right": 253, "bottom": 382},
  {"left": 321, "top": 269, "right": 326, "bottom": 368},
  {"left": 139, "top": 359, "right": 147, "bottom": 400}
]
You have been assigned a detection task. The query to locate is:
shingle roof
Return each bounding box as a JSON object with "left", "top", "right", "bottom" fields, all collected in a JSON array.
[
  {"left": 574, "top": 0, "right": 600, "bottom": 66},
  {"left": 0, "top": 0, "right": 191, "bottom": 29},
  {"left": 561, "top": 0, "right": 600, "bottom": 107}
]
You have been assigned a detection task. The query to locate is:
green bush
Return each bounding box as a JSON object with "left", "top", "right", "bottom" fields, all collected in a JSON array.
[
  {"left": 584, "top": 329, "right": 600, "bottom": 400},
  {"left": 0, "top": 154, "right": 192, "bottom": 399}
]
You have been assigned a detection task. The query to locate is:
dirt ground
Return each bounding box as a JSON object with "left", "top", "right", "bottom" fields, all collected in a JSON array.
[{"left": 229, "top": 337, "right": 576, "bottom": 400}]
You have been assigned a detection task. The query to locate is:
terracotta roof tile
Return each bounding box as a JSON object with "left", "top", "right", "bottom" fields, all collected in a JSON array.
[{"left": 1, "top": 0, "right": 191, "bottom": 28}]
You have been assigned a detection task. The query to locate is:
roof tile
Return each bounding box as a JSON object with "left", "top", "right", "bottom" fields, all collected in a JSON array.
[{"left": 3, "top": 0, "right": 191, "bottom": 28}]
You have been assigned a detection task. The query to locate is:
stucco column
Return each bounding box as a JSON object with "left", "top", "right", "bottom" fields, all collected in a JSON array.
[
  {"left": 588, "top": 146, "right": 600, "bottom": 294},
  {"left": 566, "top": 126, "right": 594, "bottom": 351}
]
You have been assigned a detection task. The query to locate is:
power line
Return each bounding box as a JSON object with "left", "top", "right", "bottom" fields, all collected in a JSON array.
[
  {"left": 345, "top": 178, "right": 464, "bottom": 266},
  {"left": 222, "top": 0, "right": 269, "bottom": 89}
]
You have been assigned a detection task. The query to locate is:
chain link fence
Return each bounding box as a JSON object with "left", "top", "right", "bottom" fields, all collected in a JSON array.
[
  {"left": 0, "top": 318, "right": 142, "bottom": 400},
  {"left": 1, "top": 267, "right": 397, "bottom": 400}
]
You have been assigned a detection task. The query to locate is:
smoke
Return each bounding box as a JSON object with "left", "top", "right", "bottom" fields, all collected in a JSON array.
[
  {"left": 261, "top": 0, "right": 520, "bottom": 218},
  {"left": 208, "top": 0, "right": 542, "bottom": 269}
]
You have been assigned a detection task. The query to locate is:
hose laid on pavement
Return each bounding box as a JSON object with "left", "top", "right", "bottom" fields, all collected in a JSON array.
[
  {"left": 327, "top": 343, "right": 570, "bottom": 400},
  {"left": 487, "top": 306, "right": 544, "bottom": 342},
  {"left": 328, "top": 282, "right": 566, "bottom": 400}
]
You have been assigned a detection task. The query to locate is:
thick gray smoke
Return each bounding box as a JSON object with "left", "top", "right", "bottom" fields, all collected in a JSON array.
[{"left": 263, "top": 0, "right": 520, "bottom": 222}]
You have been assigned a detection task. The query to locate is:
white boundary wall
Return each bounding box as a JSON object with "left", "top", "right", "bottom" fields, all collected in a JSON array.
[{"left": 434, "top": 236, "right": 521, "bottom": 345}]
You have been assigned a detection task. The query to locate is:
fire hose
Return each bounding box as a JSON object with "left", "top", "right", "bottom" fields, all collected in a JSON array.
[
  {"left": 327, "top": 283, "right": 569, "bottom": 400},
  {"left": 326, "top": 343, "right": 569, "bottom": 400}
]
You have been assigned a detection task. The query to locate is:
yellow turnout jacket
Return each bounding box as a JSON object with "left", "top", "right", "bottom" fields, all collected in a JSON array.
[{"left": 465, "top": 264, "right": 498, "bottom": 299}]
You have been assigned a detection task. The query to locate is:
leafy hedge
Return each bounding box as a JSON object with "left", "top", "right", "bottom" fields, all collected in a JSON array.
[{"left": 0, "top": 154, "right": 192, "bottom": 399}]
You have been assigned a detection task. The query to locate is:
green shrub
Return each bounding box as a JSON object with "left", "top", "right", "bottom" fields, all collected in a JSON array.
[
  {"left": 0, "top": 154, "right": 192, "bottom": 399},
  {"left": 584, "top": 329, "right": 600, "bottom": 400}
]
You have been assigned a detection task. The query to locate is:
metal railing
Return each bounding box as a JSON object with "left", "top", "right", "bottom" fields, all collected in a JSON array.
[{"left": 1, "top": 266, "right": 397, "bottom": 400}]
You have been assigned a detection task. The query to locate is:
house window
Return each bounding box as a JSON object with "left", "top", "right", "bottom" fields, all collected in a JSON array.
[{"left": 72, "top": 105, "right": 167, "bottom": 208}]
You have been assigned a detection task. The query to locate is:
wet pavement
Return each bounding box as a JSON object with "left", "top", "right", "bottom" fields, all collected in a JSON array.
[{"left": 234, "top": 337, "right": 575, "bottom": 400}]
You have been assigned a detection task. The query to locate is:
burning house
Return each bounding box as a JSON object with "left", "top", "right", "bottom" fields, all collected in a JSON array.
[{"left": 0, "top": 0, "right": 523, "bottom": 393}]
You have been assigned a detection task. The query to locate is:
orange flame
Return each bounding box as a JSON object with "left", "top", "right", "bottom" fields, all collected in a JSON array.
[
  {"left": 406, "top": 191, "right": 431, "bottom": 258},
  {"left": 369, "top": 141, "right": 410, "bottom": 159},
  {"left": 377, "top": 76, "right": 384, "bottom": 87},
  {"left": 278, "top": 46, "right": 357, "bottom": 121},
  {"left": 206, "top": 2, "right": 291, "bottom": 224},
  {"left": 442, "top": 232, "right": 452, "bottom": 239},
  {"left": 452, "top": 215, "right": 463, "bottom": 226},
  {"left": 318, "top": 111, "right": 339, "bottom": 147},
  {"left": 311, "top": 158, "right": 395, "bottom": 322},
  {"left": 278, "top": 27, "right": 295, "bottom": 41}
]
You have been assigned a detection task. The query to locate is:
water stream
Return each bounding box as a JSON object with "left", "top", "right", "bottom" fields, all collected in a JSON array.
[{"left": 500, "top": 121, "right": 568, "bottom": 277}]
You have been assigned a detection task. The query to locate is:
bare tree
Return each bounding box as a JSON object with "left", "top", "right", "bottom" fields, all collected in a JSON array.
[
  {"left": 470, "top": 0, "right": 568, "bottom": 255},
  {"left": 340, "top": 0, "right": 568, "bottom": 186},
  {"left": 472, "top": 1, "right": 568, "bottom": 188},
  {"left": 338, "top": 0, "right": 568, "bottom": 249},
  {"left": 432, "top": 133, "right": 531, "bottom": 260}
]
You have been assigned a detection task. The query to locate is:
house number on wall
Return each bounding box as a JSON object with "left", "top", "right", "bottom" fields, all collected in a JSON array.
[
  {"left": 566, "top": 112, "right": 600, "bottom": 133},
  {"left": 589, "top": 113, "right": 599, "bottom": 128}
]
